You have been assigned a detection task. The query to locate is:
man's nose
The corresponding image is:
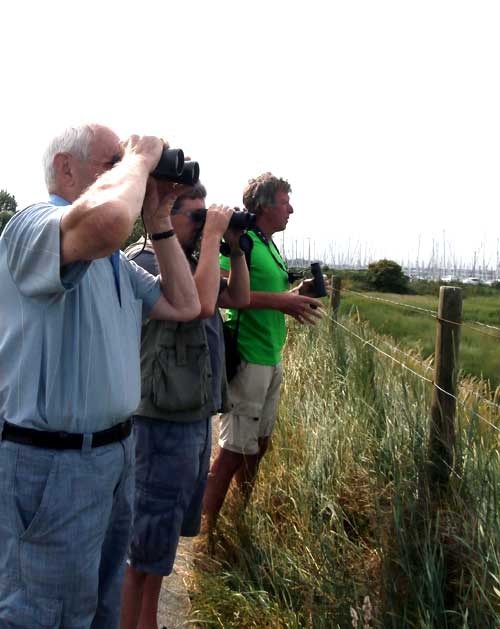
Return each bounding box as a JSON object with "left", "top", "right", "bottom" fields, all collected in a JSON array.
[{"left": 288, "top": 205, "right": 294, "bottom": 214}]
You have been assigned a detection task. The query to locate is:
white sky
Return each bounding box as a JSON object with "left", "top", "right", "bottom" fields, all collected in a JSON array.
[{"left": 1, "top": 0, "right": 499, "bottom": 269}]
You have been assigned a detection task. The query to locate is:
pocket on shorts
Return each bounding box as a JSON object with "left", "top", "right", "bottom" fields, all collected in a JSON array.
[
  {"left": 14, "top": 449, "right": 58, "bottom": 538},
  {"left": 0, "top": 586, "right": 62, "bottom": 627},
  {"left": 228, "top": 362, "right": 267, "bottom": 419},
  {"left": 130, "top": 484, "right": 181, "bottom": 565}
]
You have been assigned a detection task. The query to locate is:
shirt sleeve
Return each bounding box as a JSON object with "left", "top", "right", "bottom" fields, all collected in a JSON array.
[
  {"left": 123, "top": 254, "right": 162, "bottom": 318},
  {"left": 3, "top": 203, "right": 90, "bottom": 297}
]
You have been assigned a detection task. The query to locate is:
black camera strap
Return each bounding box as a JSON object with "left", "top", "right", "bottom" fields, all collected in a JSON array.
[
  {"left": 223, "top": 240, "right": 253, "bottom": 380},
  {"left": 227, "top": 237, "right": 254, "bottom": 343},
  {"left": 230, "top": 227, "right": 288, "bottom": 336},
  {"left": 250, "top": 226, "right": 296, "bottom": 284},
  {"left": 251, "top": 226, "right": 287, "bottom": 272},
  {"left": 223, "top": 227, "right": 291, "bottom": 380}
]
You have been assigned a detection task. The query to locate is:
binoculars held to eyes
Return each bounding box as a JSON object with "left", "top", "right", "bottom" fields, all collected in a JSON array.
[
  {"left": 152, "top": 148, "right": 200, "bottom": 186},
  {"left": 190, "top": 208, "right": 257, "bottom": 231}
]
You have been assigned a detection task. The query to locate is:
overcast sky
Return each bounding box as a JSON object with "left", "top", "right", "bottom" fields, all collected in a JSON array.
[{"left": 1, "top": 0, "right": 499, "bottom": 269}]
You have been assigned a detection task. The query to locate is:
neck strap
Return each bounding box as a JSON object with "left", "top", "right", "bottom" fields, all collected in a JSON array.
[{"left": 251, "top": 226, "right": 288, "bottom": 275}]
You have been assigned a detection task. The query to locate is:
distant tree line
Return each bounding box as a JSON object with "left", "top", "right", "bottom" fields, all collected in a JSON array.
[
  {"left": 0, "top": 189, "right": 17, "bottom": 235},
  {"left": 290, "top": 258, "right": 410, "bottom": 294}
]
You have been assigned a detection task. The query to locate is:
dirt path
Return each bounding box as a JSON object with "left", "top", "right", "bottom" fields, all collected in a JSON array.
[
  {"left": 156, "top": 538, "right": 194, "bottom": 629},
  {"left": 157, "top": 415, "right": 220, "bottom": 628}
]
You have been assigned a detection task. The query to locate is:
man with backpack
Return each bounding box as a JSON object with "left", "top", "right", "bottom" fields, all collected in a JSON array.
[{"left": 120, "top": 183, "right": 249, "bottom": 629}]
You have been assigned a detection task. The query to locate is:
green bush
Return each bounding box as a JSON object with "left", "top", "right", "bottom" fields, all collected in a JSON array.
[
  {"left": 0, "top": 210, "right": 15, "bottom": 236},
  {"left": 367, "top": 259, "right": 409, "bottom": 293},
  {"left": 0, "top": 189, "right": 17, "bottom": 214}
]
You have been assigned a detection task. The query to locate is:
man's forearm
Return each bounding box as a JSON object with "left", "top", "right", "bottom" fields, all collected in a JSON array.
[
  {"left": 194, "top": 233, "right": 223, "bottom": 317},
  {"left": 248, "top": 291, "right": 286, "bottom": 310},
  {"left": 62, "top": 155, "right": 150, "bottom": 262},
  {"left": 223, "top": 254, "right": 250, "bottom": 308},
  {"left": 153, "top": 231, "right": 200, "bottom": 317},
  {"left": 220, "top": 268, "right": 284, "bottom": 310},
  {"left": 92, "top": 155, "right": 150, "bottom": 222}
]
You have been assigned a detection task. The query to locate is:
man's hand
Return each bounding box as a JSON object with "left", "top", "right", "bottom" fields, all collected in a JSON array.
[
  {"left": 294, "top": 275, "right": 331, "bottom": 298},
  {"left": 277, "top": 292, "right": 324, "bottom": 325},
  {"left": 123, "top": 136, "right": 188, "bottom": 234},
  {"left": 142, "top": 179, "right": 190, "bottom": 235},
  {"left": 121, "top": 135, "right": 163, "bottom": 174},
  {"left": 223, "top": 224, "right": 246, "bottom": 254},
  {"left": 203, "top": 205, "right": 233, "bottom": 238}
]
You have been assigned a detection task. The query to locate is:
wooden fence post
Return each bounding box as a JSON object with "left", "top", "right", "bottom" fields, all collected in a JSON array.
[
  {"left": 428, "top": 286, "right": 462, "bottom": 488},
  {"left": 331, "top": 276, "right": 342, "bottom": 321}
]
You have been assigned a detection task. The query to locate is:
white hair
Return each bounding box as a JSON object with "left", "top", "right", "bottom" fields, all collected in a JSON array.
[{"left": 42, "top": 124, "right": 98, "bottom": 190}]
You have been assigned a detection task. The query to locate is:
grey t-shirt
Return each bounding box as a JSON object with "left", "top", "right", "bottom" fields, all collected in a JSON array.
[{"left": 0, "top": 200, "right": 161, "bottom": 433}]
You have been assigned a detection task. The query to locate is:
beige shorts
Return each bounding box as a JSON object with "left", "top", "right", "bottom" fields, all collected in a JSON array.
[{"left": 219, "top": 361, "right": 283, "bottom": 455}]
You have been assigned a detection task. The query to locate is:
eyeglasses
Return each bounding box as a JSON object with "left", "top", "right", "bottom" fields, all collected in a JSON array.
[{"left": 171, "top": 208, "right": 206, "bottom": 223}]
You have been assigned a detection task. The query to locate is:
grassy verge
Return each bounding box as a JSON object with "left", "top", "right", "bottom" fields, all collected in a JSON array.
[
  {"left": 339, "top": 291, "right": 500, "bottom": 389},
  {"left": 189, "top": 313, "right": 500, "bottom": 628}
]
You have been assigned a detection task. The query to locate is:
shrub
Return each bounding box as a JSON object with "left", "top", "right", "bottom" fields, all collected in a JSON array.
[
  {"left": 0, "top": 210, "right": 15, "bottom": 236},
  {"left": 367, "top": 258, "right": 409, "bottom": 293}
]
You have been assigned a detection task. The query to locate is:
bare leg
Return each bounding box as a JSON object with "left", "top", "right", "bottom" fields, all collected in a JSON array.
[
  {"left": 234, "top": 437, "right": 270, "bottom": 505},
  {"left": 203, "top": 446, "right": 244, "bottom": 531},
  {"left": 120, "top": 565, "right": 147, "bottom": 629},
  {"left": 137, "top": 574, "right": 163, "bottom": 629}
]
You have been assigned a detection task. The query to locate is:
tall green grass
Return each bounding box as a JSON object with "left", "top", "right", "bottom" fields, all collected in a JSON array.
[
  {"left": 189, "top": 313, "right": 500, "bottom": 628},
  {"left": 340, "top": 291, "right": 500, "bottom": 389}
]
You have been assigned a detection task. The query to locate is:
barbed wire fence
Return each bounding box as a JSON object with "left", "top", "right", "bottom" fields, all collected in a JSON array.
[{"left": 327, "top": 279, "right": 500, "bottom": 490}]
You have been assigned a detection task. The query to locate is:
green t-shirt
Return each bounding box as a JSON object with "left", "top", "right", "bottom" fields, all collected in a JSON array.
[{"left": 221, "top": 230, "right": 289, "bottom": 365}]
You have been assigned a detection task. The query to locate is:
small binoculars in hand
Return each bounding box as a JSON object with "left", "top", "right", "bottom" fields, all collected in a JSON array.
[{"left": 310, "top": 262, "right": 327, "bottom": 298}]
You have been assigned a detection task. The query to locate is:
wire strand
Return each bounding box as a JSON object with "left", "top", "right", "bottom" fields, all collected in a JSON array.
[
  {"left": 341, "top": 287, "right": 438, "bottom": 316},
  {"left": 329, "top": 315, "right": 435, "bottom": 384},
  {"left": 340, "top": 287, "right": 500, "bottom": 339},
  {"left": 469, "top": 320, "right": 500, "bottom": 333},
  {"left": 371, "top": 335, "right": 434, "bottom": 373},
  {"left": 328, "top": 314, "right": 500, "bottom": 434},
  {"left": 459, "top": 384, "right": 500, "bottom": 413},
  {"left": 461, "top": 321, "right": 500, "bottom": 340}
]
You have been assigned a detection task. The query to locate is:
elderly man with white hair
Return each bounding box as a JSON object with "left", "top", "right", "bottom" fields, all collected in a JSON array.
[{"left": 0, "top": 124, "right": 200, "bottom": 628}]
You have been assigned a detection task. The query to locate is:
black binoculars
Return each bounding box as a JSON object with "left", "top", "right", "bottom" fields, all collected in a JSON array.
[
  {"left": 310, "top": 262, "right": 327, "bottom": 298},
  {"left": 152, "top": 148, "right": 200, "bottom": 186},
  {"left": 190, "top": 208, "right": 256, "bottom": 231}
]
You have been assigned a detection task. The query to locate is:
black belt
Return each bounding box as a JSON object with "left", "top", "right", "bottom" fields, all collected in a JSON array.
[{"left": 1, "top": 419, "right": 132, "bottom": 450}]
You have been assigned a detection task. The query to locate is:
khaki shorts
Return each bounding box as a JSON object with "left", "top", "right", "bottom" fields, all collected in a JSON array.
[{"left": 219, "top": 361, "right": 283, "bottom": 455}]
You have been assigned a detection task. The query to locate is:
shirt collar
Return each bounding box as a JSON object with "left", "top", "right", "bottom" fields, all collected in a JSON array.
[{"left": 49, "top": 194, "right": 70, "bottom": 207}]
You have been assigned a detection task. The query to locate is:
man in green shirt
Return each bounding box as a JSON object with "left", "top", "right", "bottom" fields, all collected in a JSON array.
[{"left": 203, "top": 172, "right": 324, "bottom": 532}]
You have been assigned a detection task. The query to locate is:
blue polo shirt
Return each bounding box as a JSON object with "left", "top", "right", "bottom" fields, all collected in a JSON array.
[{"left": 0, "top": 196, "right": 161, "bottom": 433}]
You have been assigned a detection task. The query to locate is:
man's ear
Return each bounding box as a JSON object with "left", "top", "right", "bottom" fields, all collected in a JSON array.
[{"left": 53, "top": 153, "right": 74, "bottom": 186}]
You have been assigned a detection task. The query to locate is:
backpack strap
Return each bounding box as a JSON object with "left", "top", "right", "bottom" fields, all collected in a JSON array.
[
  {"left": 124, "top": 237, "right": 154, "bottom": 259},
  {"left": 221, "top": 233, "right": 253, "bottom": 342}
]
